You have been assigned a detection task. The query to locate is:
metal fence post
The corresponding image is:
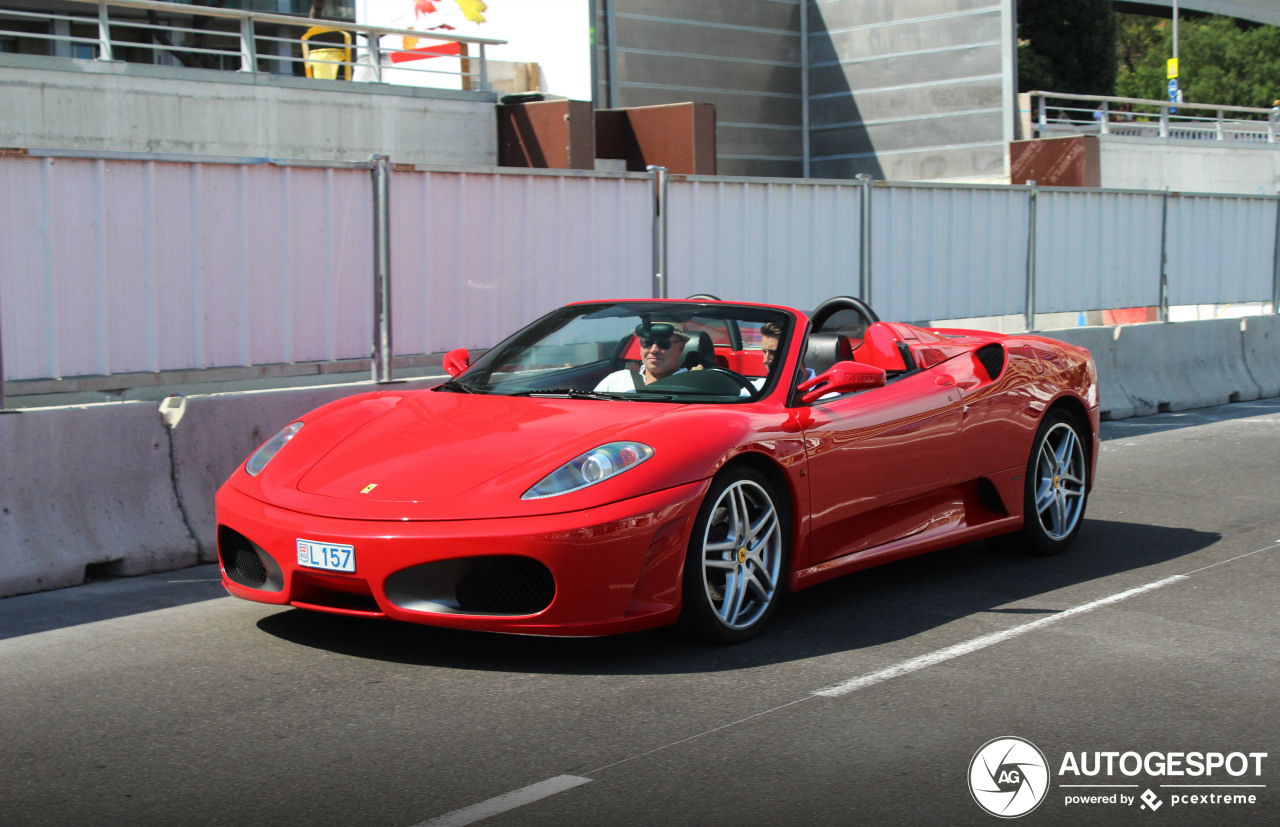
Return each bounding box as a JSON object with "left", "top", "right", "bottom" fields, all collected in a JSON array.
[
  {"left": 371, "top": 155, "right": 394, "bottom": 383},
  {"left": 96, "top": 1, "right": 114, "bottom": 61},
  {"left": 238, "top": 16, "right": 257, "bottom": 73},
  {"left": 0, "top": 281, "right": 6, "bottom": 411},
  {"left": 856, "top": 173, "right": 873, "bottom": 304},
  {"left": 368, "top": 33, "right": 382, "bottom": 83},
  {"left": 1273, "top": 191, "right": 1280, "bottom": 315},
  {"left": 648, "top": 165, "right": 668, "bottom": 299},
  {"left": 1159, "top": 188, "right": 1171, "bottom": 322},
  {"left": 1025, "top": 181, "right": 1038, "bottom": 331}
]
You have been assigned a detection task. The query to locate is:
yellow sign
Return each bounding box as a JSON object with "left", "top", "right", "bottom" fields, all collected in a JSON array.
[{"left": 1167, "top": 58, "right": 1179, "bottom": 79}]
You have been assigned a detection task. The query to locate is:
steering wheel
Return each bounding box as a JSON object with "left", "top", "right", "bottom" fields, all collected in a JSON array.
[
  {"left": 701, "top": 367, "right": 756, "bottom": 393},
  {"left": 810, "top": 296, "right": 879, "bottom": 333}
]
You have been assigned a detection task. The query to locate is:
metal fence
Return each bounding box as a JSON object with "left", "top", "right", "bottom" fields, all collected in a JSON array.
[
  {"left": 0, "top": 0, "right": 504, "bottom": 88},
  {"left": 1026, "top": 91, "right": 1279, "bottom": 144},
  {"left": 2, "top": 153, "right": 1280, "bottom": 406}
]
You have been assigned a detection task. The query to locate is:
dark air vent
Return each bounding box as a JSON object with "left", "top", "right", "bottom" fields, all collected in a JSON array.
[
  {"left": 976, "top": 344, "right": 1005, "bottom": 380},
  {"left": 455, "top": 557, "right": 556, "bottom": 615}
]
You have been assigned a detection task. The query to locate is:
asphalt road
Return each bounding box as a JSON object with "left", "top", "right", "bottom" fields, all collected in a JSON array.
[{"left": 2, "top": 400, "right": 1278, "bottom": 826}]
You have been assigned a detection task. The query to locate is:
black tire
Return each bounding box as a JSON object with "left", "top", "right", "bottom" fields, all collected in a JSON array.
[
  {"left": 680, "top": 468, "right": 788, "bottom": 643},
  {"left": 994, "top": 409, "right": 1090, "bottom": 556}
]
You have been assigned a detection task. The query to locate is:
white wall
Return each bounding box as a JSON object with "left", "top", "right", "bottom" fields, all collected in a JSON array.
[
  {"left": 1099, "top": 139, "right": 1280, "bottom": 196},
  {"left": 0, "top": 54, "right": 498, "bottom": 167}
]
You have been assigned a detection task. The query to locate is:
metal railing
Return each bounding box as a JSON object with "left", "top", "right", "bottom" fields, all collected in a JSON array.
[
  {"left": 1027, "top": 91, "right": 1278, "bottom": 145},
  {"left": 0, "top": 0, "right": 505, "bottom": 89}
]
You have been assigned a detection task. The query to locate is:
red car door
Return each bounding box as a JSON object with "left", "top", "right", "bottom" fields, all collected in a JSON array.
[{"left": 799, "top": 358, "right": 975, "bottom": 567}]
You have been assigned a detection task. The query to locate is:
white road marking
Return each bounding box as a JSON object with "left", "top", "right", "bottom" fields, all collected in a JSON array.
[
  {"left": 412, "top": 540, "right": 1280, "bottom": 825},
  {"left": 813, "top": 575, "right": 1188, "bottom": 697},
  {"left": 413, "top": 775, "right": 592, "bottom": 827}
]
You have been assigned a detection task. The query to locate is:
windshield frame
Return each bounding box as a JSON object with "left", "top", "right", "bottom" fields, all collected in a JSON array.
[{"left": 443, "top": 300, "right": 801, "bottom": 404}]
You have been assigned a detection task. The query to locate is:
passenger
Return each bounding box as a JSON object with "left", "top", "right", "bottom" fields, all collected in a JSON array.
[
  {"left": 752, "top": 321, "right": 815, "bottom": 390},
  {"left": 595, "top": 321, "right": 690, "bottom": 392}
]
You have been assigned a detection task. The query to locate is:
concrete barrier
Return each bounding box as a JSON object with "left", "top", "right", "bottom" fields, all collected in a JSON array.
[
  {"left": 168, "top": 379, "right": 436, "bottom": 563},
  {"left": 1113, "top": 320, "right": 1261, "bottom": 415},
  {"left": 1242, "top": 315, "right": 1280, "bottom": 399},
  {"left": 0, "top": 402, "right": 194, "bottom": 597},
  {"left": 1037, "top": 325, "right": 1135, "bottom": 420},
  {"left": 2, "top": 317, "right": 1277, "bottom": 599}
]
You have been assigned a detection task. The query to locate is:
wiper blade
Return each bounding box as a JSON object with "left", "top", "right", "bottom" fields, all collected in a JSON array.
[
  {"left": 510, "top": 388, "right": 676, "bottom": 401},
  {"left": 512, "top": 388, "right": 624, "bottom": 399},
  {"left": 436, "top": 379, "right": 482, "bottom": 394}
]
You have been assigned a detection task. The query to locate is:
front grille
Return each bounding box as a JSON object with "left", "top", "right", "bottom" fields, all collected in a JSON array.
[
  {"left": 218, "top": 525, "right": 283, "bottom": 591},
  {"left": 455, "top": 557, "right": 555, "bottom": 615},
  {"left": 233, "top": 546, "right": 267, "bottom": 586},
  {"left": 976, "top": 344, "right": 1005, "bottom": 380}
]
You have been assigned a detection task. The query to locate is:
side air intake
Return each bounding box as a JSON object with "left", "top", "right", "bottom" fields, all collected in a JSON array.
[{"left": 976, "top": 344, "right": 1005, "bottom": 381}]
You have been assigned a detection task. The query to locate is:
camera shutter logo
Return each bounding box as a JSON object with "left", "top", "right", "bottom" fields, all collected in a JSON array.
[{"left": 969, "top": 737, "right": 1051, "bottom": 818}]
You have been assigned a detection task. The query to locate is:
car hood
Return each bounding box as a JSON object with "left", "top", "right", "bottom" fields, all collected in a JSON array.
[{"left": 239, "top": 390, "right": 702, "bottom": 520}]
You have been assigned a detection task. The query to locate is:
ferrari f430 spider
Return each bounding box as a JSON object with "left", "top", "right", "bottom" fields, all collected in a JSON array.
[{"left": 216, "top": 297, "right": 1098, "bottom": 642}]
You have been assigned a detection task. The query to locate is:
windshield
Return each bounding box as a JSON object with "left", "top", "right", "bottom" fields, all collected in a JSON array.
[{"left": 441, "top": 301, "right": 797, "bottom": 403}]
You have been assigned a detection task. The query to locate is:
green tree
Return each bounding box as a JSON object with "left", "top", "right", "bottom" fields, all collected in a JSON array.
[
  {"left": 1116, "top": 14, "right": 1280, "bottom": 111},
  {"left": 1017, "top": 0, "right": 1118, "bottom": 95}
]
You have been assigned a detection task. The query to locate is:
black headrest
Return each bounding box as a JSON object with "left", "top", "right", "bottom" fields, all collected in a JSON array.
[
  {"left": 681, "top": 331, "right": 716, "bottom": 370},
  {"left": 805, "top": 333, "right": 853, "bottom": 376}
]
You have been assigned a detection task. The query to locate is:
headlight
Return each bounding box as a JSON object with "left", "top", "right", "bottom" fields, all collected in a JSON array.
[
  {"left": 522, "top": 442, "right": 654, "bottom": 499},
  {"left": 245, "top": 422, "right": 304, "bottom": 476}
]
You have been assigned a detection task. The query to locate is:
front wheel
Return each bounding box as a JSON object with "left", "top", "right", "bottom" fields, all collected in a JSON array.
[
  {"left": 997, "top": 410, "right": 1090, "bottom": 556},
  {"left": 680, "top": 469, "right": 788, "bottom": 643}
]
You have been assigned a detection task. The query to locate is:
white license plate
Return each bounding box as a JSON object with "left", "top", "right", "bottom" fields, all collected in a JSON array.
[{"left": 296, "top": 539, "right": 356, "bottom": 573}]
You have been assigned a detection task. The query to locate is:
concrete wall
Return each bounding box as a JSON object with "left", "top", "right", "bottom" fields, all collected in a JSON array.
[
  {"left": 595, "top": 0, "right": 1015, "bottom": 181},
  {"left": 596, "top": 0, "right": 805, "bottom": 178},
  {"left": 1098, "top": 138, "right": 1280, "bottom": 196},
  {"left": 0, "top": 54, "right": 499, "bottom": 166},
  {"left": 1130, "top": 0, "right": 1280, "bottom": 27},
  {"left": 808, "top": 0, "right": 1013, "bottom": 182},
  {"left": 3, "top": 316, "right": 1278, "bottom": 599}
]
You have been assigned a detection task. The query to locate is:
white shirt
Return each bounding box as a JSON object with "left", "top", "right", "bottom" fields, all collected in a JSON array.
[
  {"left": 747, "top": 367, "right": 816, "bottom": 394},
  {"left": 595, "top": 365, "right": 686, "bottom": 393}
]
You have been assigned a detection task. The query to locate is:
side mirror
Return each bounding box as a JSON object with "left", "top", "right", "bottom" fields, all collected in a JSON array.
[
  {"left": 442, "top": 348, "right": 471, "bottom": 377},
  {"left": 797, "top": 360, "right": 886, "bottom": 403}
]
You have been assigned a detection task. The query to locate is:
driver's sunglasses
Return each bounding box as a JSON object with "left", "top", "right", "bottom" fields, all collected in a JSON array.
[{"left": 640, "top": 338, "right": 675, "bottom": 350}]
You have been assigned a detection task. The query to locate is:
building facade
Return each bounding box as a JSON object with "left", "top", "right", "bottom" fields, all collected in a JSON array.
[{"left": 594, "top": 0, "right": 1017, "bottom": 182}]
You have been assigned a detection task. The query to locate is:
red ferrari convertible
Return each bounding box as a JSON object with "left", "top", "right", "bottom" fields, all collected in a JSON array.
[{"left": 216, "top": 297, "right": 1098, "bottom": 642}]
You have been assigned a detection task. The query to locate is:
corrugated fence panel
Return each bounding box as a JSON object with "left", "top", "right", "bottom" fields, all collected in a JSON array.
[
  {"left": 872, "top": 185, "right": 1029, "bottom": 322},
  {"left": 5, "top": 155, "right": 1280, "bottom": 386},
  {"left": 194, "top": 163, "right": 371, "bottom": 369},
  {"left": 1034, "top": 189, "right": 1166, "bottom": 314},
  {"left": 668, "top": 178, "right": 863, "bottom": 311},
  {"left": 1166, "top": 195, "right": 1276, "bottom": 306},
  {"left": 1, "top": 157, "right": 56, "bottom": 380},
  {"left": 0, "top": 157, "right": 373, "bottom": 381},
  {"left": 391, "top": 170, "right": 651, "bottom": 355}
]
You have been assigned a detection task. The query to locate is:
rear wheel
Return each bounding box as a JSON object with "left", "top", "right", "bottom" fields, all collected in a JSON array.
[
  {"left": 997, "top": 409, "right": 1090, "bottom": 556},
  {"left": 680, "top": 468, "right": 787, "bottom": 643}
]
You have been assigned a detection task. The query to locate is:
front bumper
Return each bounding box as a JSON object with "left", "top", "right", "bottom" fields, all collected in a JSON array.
[{"left": 214, "top": 479, "right": 709, "bottom": 636}]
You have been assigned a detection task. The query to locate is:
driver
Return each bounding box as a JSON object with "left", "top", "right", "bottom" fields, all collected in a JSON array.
[{"left": 595, "top": 321, "right": 690, "bottom": 392}]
